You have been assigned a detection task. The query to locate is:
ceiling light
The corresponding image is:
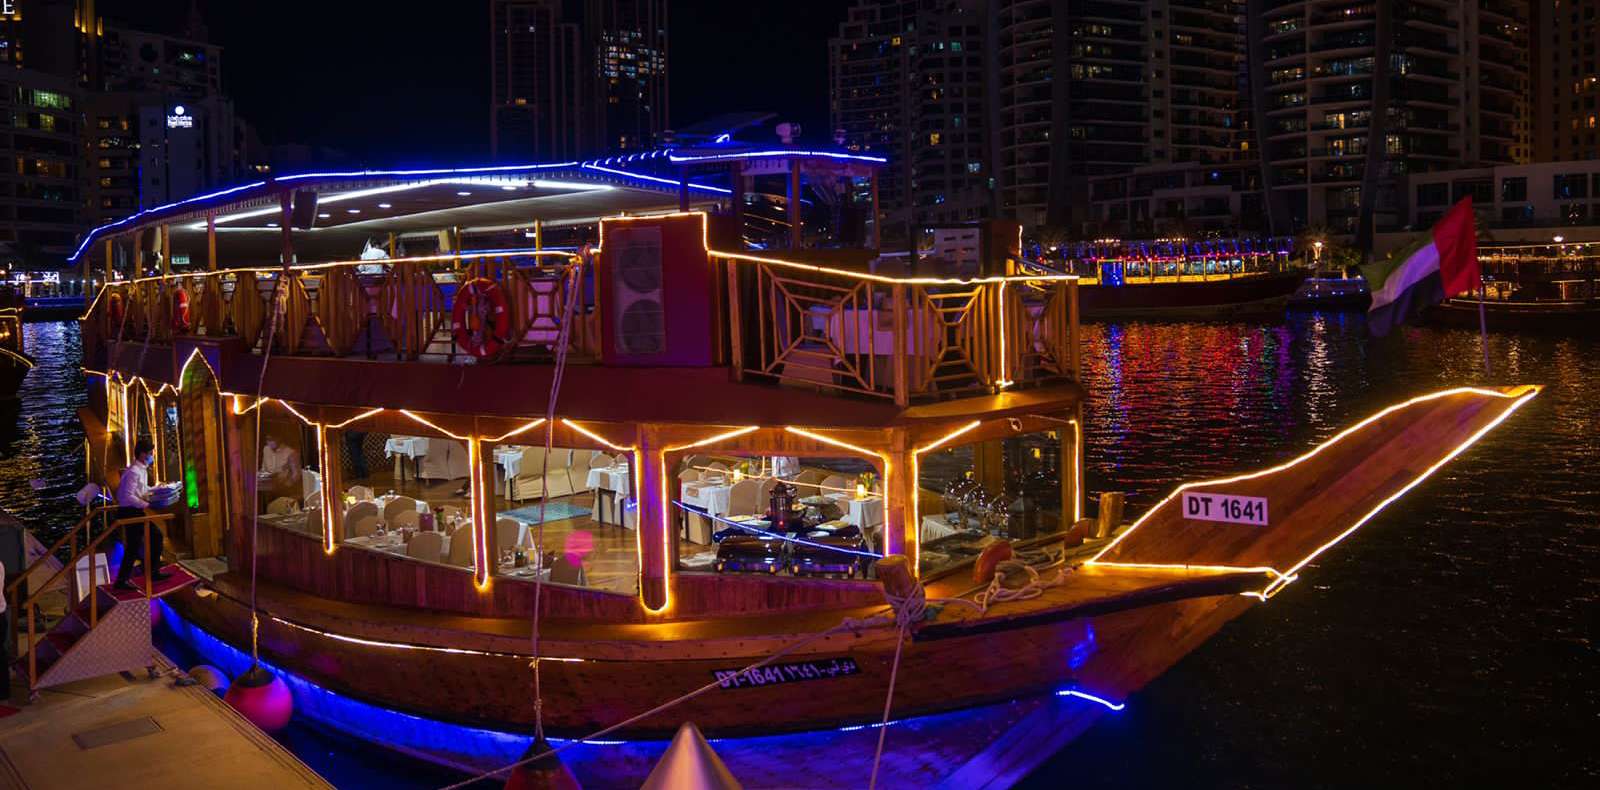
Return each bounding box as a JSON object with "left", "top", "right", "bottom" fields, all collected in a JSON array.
[
  {"left": 347, "top": 208, "right": 360, "bottom": 214},
  {"left": 457, "top": 191, "right": 472, "bottom": 196},
  {"left": 378, "top": 202, "right": 392, "bottom": 209},
  {"left": 318, "top": 213, "right": 331, "bottom": 218}
]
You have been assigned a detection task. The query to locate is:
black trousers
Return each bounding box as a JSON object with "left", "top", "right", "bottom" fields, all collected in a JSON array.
[{"left": 115, "top": 506, "right": 164, "bottom": 585}]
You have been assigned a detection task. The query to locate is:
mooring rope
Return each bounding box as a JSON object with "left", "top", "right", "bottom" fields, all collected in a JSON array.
[
  {"left": 247, "top": 247, "right": 293, "bottom": 664},
  {"left": 868, "top": 583, "right": 926, "bottom": 790},
  {"left": 974, "top": 559, "right": 1070, "bottom": 612},
  {"left": 527, "top": 256, "right": 584, "bottom": 741}
]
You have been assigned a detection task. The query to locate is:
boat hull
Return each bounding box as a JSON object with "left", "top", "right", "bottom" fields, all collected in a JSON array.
[
  {"left": 0, "top": 353, "right": 29, "bottom": 400},
  {"left": 1427, "top": 298, "right": 1600, "bottom": 335},
  {"left": 1080, "top": 271, "right": 1306, "bottom": 320},
  {"left": 165, "top": 580, "right": 1249, "bottom": 740}
]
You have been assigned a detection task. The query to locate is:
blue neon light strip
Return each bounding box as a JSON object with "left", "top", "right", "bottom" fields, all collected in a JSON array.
[
  {"left": 580, "top": 163, "right": 731, "bottom": 194},
  {"left": 674, "top": 501, "right": 885, "bottom": 559},
  {"left": 667, "top": 149, "right": 888, "bottom": 164}
]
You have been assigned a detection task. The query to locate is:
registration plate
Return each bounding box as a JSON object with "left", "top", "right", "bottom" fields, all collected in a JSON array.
[{"left": 1181, "top": 491, "right": 1269, "bottom": 527}]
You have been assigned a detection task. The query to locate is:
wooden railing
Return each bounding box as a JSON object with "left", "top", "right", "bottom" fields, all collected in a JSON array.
[
  {"left": 4, "top": 507, "right": 174, "bottom": 689},
  {"left": 87, "top": 251, "right": 595, "bottom": 364},
  {"left": 84, "top": 249, "right": 1080, "bottom": 405},
  {"left": 721, "top": 253, "right": 1079, "bottom": 405}
]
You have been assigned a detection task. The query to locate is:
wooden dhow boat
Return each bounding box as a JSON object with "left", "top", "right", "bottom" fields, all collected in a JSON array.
[
  {"left": 0, "top": 304, "right": 33, "bottom": 400},
  {"left": 44, "top": 147, "right": 1539, "bottom": 787}
]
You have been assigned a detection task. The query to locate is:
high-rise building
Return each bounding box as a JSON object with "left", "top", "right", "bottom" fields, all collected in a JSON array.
[
  {"left": 1531, "top": 0, "right": 1599, "bottom": 162},
  {"left": 831, "top": 0, "right": 992, "bottom": 234},
  {"left": 0, "top": 69, "right": 83, "bottom": 266},
  {"left": 490, "top": 0, "right": 668, "bottom": 161},
  {"left": 1250, "top": 1, "right": 1530, "bottom": 239}
]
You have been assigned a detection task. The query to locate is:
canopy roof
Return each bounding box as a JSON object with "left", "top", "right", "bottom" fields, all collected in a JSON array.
[{"left": 70, "top": 147, "right": 887, "bottom": 266}]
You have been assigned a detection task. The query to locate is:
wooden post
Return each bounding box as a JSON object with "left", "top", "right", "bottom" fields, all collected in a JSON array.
[
  {"left": 726, "top": 257, "right": 744, "bottom": 381},
  {"left": 1096, "top": 492, "right": 1125, "bottom": 539},
  {"left": 875, "top": 554, "right": 916, "bottom": 609},
  {"left": 534, "top": 219, "right": 544, "bottom": 251},
  {"left": 678, "top": 166, "right": 690, "bottom": 212},
  {"left": 386, "top": 232, "right": 397, "bottom": 258},
  {"left": 102, "top": 238, "right": 113, "bottom": 288},
  {"left": 787, "top": 160, "right": 802, "bottom": 250},
  {"left": 1060, "top": 409, "right": 1083, "bottom": 526},
  {"left": 159, "top": 224, "right": 171, "bottom": 277},
  {"left": 206, "top": 211, "right": 217, "bottom": 271},
  {"left": 892, "top": 283, "right": 908, "bottom": 406},
  {"left": 319, "top": 424, "right": 342, "bottom": 553},
  {"left": 635, "top": 424, "right": 669, "bottom": 612},
  {"left": 886, "top": 429, "right": 914, "bottom": 564}
]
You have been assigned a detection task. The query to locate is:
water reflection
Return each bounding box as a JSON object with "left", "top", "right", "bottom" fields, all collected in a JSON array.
[{"left": 0, "top": 321, "right": 88, "bottom": 537}]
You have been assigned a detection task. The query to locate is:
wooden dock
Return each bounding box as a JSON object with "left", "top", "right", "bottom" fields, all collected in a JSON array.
[{"left": 0, "top": 654, "right": 329, "bottom": 790}]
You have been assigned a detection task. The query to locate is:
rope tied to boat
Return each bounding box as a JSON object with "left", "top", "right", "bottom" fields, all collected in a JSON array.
[{"left": 975, "top": 558, "right": 1071, "bottom": 612}]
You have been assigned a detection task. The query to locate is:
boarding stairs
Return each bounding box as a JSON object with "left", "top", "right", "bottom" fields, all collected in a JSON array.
[{"left": 5, "top": 507, "right": 196, "bottom": 693}]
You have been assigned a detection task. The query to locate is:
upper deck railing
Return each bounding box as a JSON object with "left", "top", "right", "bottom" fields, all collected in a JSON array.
[{"left": 82, "top": 240, "right": 1080, "bottom": 406}]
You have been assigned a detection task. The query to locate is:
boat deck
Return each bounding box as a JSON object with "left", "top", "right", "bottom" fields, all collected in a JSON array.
[{"left": 0, "top": 653, "right": 329, "bottom": 790}]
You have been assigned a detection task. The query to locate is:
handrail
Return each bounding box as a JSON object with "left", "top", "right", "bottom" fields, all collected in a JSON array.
[
  {"left": 8, "top": 511, "right": 174, "bottom": 690},
  {"left": 4, "top": 505, "right": 113, "bottom": 600}
]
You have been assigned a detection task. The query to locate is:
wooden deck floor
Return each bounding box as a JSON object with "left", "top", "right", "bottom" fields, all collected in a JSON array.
[{"left": 0, "top": 654, "right": 329, "bottom": 790}]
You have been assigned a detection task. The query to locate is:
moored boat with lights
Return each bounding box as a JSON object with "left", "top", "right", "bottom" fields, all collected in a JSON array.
[
  {"left": 38, "top": 143, "right": 1541, "bottom": 787},
  {"left": 1043, "top": 238, "right": 1307, "bottom": 320},
  {"left": 1425, "top": 239, "right": 1600, "bottom": 334},
  {"left": 0, "top": 303, "right": 33, "bottom": 399}
]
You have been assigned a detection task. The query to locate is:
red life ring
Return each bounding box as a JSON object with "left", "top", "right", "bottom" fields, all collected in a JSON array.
[
  {"left": 171, "top": 288, "right": 192, "bottom": 333},
  {"left": 107, "top": 291, "right": 126, "bottom": 327},
  {"left": 451, "top": 278, "right": 512, "bottom": 358}
]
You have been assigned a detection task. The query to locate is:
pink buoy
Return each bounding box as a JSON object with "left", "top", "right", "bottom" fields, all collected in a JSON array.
[
  {"left": 187, "top": 664, "right": 229, "bottom": 695},
  {"left": 504, "top": 736, "right": 581, "bottom": 790},
  {"left": 224, "top": 665, "right": 294, "bottom": 732}
]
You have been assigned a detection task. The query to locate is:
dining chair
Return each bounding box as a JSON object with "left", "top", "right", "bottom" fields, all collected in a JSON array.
[
  {"left": 390, "top": 509, "right": 420, "bottom": 530},
  {"left": 346, "top": 485, "right": 375, "bottom": 502},
  {"left": 265, "top": 497, "right": 298, "bottom": 515},
  {"left": 727, "top": 479, "right": 761, "bottom": 517},
  {"left": 495, "top": 517, "right": 528, "bottom": 554},
  {"left": 820, "top": 475, "right": 850, "bottom": 495},
  {"left": 347, "top": 513, "right": 379, "bottom": 538},
  {"left": 407, "top": 530, "right": 445, "bottom": 562},
  {"left": 383, "top": 496, "right": 418, "bottom": 523},
  {"left": 447, "top": 524, "right": 476, "bottom": 567}
]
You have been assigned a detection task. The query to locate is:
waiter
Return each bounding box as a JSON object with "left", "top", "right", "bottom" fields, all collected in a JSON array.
[{"left": 115, "top": 439, "right": 171, "bottom": 589}]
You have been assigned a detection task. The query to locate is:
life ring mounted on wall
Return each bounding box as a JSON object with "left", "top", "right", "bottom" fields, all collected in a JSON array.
[
  {"left": 171, "top": 287, "right": 192, "bottom": 333},
  {"left": 451, "top": 277, "right": 513, "bottom": 358}
]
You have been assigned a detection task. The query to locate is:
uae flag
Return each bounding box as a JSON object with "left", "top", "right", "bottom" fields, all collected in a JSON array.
[{"left": 1362, "top": 196, "right": 1481, "bottom": 336}]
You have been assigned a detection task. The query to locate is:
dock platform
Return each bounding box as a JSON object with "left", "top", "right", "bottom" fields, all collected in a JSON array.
[{"left": 0, "top": 654, "right": 329, "bottom": 790}]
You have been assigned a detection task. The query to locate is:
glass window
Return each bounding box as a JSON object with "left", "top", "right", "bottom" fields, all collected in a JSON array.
[
  {"left": 1416, "top": 182, "right": 1449, "bottom": 207},
  {"left": 1554, "top": 173, "right": 1589, "bottom": 199},
  {"left": 492, "top": 442, "right": 636, "bottom": 593},
  {"left": 916, "top": 429, "right": 1068, "bottom": 577},
  {"left": 1500, "top": 176, "right": 1527, "bottom": 202},
  {"left": 251, "top": 405, "right": 320, "bottom": 539},
  {"left": 674, "top": 453, "right": 882, "bottom": 579}
]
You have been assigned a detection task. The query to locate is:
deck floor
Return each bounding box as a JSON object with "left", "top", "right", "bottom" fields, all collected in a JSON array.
[{"left": 0, "top": 654, "right": 329, "bottom": 790}]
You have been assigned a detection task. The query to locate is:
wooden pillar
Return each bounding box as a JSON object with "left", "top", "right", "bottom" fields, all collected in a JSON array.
[
  {"left": 533, "top": 219, "right": 544, "bottom": 251},
  {"left": 317, "top": 424, "right": 341, "bottom": 553},
  {"left": 892, "top": 283, "right": 908, "bottom": 407},
  {"left": 159, "top": 224, "right": 171, "bottom": 276},
  {"left": 886, "top": 429, "right": 914, "bottom": 567},
  {"left": 102, "top": 238, "right": 112, "bottom": 288},
  {"left": 386, "top": 232, "right": 397, "bottom": 258},
  {"left": 471, "top": 431, "right": 498, "bottom": 588},
  {"left": 787, "top": 160, "right": 802, "bottom": 249},
  {"left": 206, "top": 211, "right": 217, "bottom": 271},
  {"left": 1060, "top": 408, "right": 1083, "bottom": 525},
  {"left": 726, "top": 256, "right": 744, "bottom": 381},
  {"left": 635, "top": 424, "right": 669, "bottom": 612},
  {"left": 678, "top": 166, "right": 690, "bottom": 212}
]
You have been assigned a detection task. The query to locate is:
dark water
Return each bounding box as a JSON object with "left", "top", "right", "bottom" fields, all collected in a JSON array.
[{"left": 2, "top": 318, "right": 1595, "bottom": 788}]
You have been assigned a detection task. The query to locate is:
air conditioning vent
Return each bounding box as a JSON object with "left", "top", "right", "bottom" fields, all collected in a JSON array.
[{"left": 609, "top": 227, "right": 664, "bottom": 356}]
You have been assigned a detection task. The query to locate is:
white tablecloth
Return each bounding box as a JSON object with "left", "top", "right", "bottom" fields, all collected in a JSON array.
[
  {"left": 384, "top": 436, "right": 431, "bottom": 458},
  {"left": 586, "top": 465, "right": 632, "bottom": 497},
  {"left": 494, "top": 446, "right": 526, "bottom": 479},
  {"left": 826, "top": 493, "right": 884, "bottom": 529},
  {"left": 682, "top": 481, "right": 733, "bottom": 517}
]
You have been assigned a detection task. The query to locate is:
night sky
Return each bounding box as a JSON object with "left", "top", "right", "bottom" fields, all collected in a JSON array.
[{"left": 98, "top": 0, "right": 853, "bottom": 167}]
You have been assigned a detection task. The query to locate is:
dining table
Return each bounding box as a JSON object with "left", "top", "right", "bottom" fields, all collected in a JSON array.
[
  {"left": 384, "top": 436, "right": 430, "bottom": 482},
  {"left": 586, "top": 464, "right": 633, "bottom": 527}
]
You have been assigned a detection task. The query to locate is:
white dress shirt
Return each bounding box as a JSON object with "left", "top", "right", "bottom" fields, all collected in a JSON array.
[{"left": 117, "top": 459, "right": 151, "bottom": 508}]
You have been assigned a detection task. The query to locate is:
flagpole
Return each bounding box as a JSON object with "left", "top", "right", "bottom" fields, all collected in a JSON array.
[{"left": 1478, "top": 284, "right": 1491, "bottom": 376}]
